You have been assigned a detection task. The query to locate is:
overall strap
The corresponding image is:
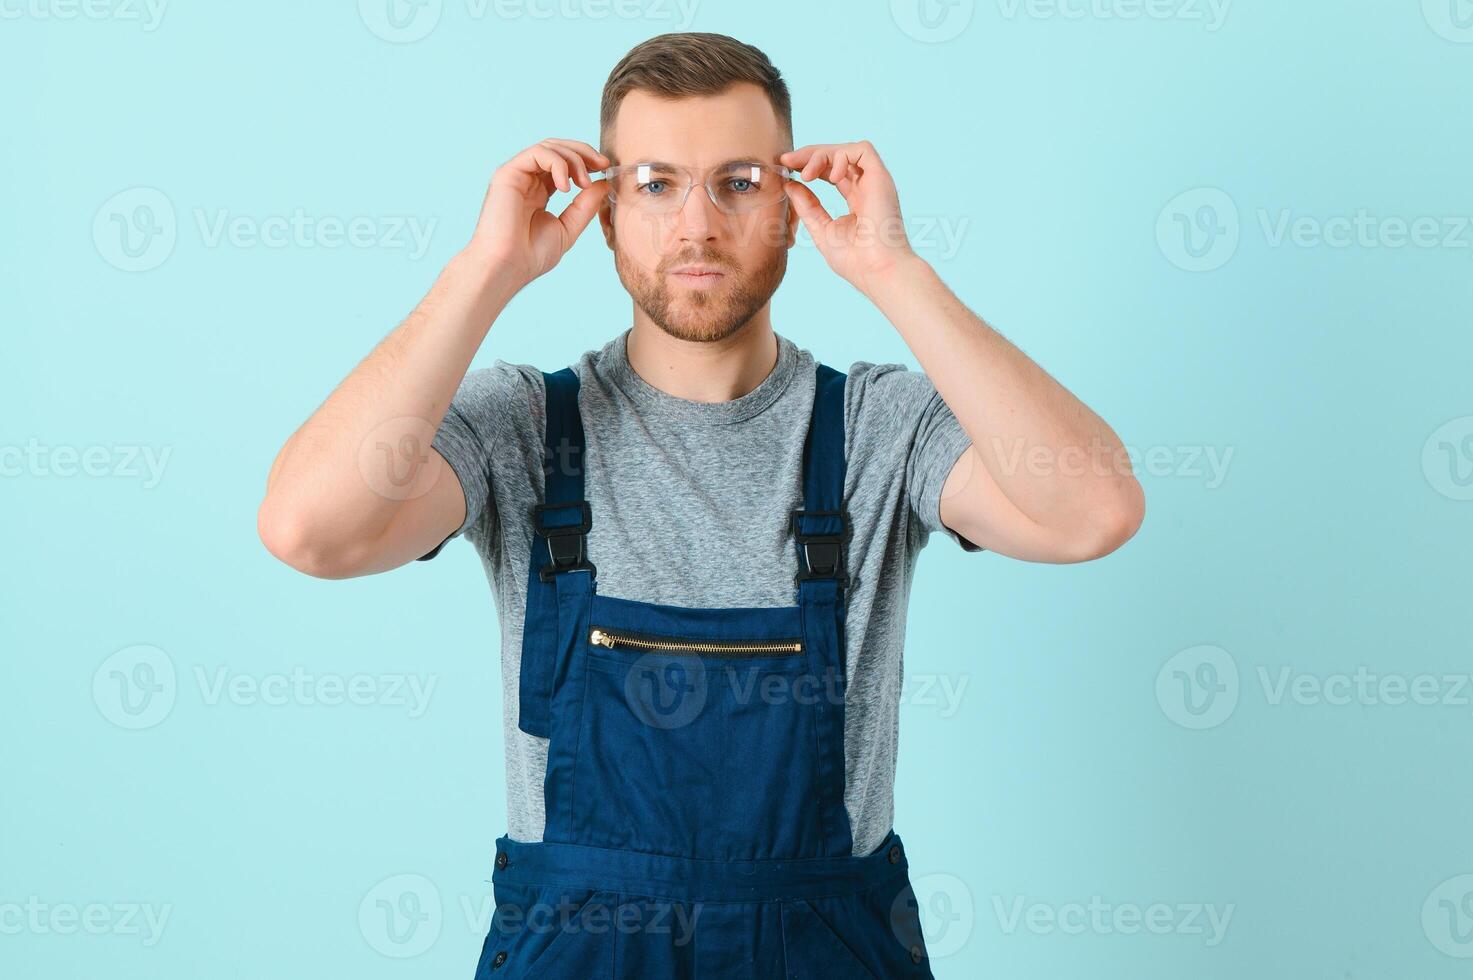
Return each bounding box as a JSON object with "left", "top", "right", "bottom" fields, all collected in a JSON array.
[
  {"left": 792, "top": 363, "right": 849, "bottom": 589},
  {"left": 518, "top": 367, "right": 594, "bottom": 738},
  {"left": 793, "top": 362, "right": 854, "bottom": 856}
]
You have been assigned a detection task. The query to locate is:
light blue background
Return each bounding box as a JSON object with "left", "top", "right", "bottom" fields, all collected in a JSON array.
[{"left": 4, "top": 2, "right": 1472, "bottom": 977}]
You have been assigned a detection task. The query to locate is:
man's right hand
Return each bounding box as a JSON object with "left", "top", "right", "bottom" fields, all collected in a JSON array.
[{"left": 467, "top": 138, "right": 610, "bottom": 290}]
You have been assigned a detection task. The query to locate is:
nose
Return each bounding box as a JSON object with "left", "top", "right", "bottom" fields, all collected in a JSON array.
[{"left": 675, "top": 181, "right": 720, "bottom": 243}]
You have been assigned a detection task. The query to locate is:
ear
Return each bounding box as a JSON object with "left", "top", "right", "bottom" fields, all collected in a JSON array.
[
  {"left": 599, "top": 199, "right": 615, "bottom": 250},
  {"left": 784, "top": 196, "right": 799, "bottom": 249}
]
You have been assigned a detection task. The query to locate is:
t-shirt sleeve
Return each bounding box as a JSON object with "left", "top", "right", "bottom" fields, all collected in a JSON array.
[
  {"left": 416, "top": 362, "right": 533, "bottom": 561},
  {"left": 847, "top": 361, "right": 984, "bottom": 553}
]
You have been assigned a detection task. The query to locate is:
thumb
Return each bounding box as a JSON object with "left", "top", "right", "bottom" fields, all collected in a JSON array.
[
  {"left": 556, "top": 180, "right": 610, "bottom": 248},
  {"left": 784, "top": 180, "right": 833, "bottom": 239}
]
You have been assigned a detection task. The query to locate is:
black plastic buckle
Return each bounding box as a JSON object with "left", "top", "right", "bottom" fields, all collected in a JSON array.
[
  {"left": 791, "top": 509, "right": 848, "bottom": 585},
  {"left": 533, "top": 500, "right": 595, "bottom": 581}
]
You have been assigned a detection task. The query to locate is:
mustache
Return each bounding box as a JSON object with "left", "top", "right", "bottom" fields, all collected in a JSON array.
[{"left": 657, "top": 249, "right": 735, "bottom": 273}]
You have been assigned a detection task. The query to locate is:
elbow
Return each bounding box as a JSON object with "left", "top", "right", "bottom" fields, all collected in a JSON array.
[
  {"left": 257, "top": 499, "right": 363, "bottom": 580},
  {"left": 1065, "top": 480, "right": 1146, "bottom": 563}
]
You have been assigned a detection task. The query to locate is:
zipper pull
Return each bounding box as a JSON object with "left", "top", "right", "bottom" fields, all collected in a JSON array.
[{"left": 589, "top": 629, "right": 615, "bottom": 648}]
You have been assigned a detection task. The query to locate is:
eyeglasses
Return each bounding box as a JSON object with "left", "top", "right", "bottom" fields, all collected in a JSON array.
[{"left": 603, "top": 162, "right": 794, "bottom": 216}]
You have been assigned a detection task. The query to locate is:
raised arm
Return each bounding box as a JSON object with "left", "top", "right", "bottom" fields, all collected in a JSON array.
[
  {"left": 783, "top": 141, "right": 1145, "bottom": 563},
  {"left": 257, "top": 139, "right": 609, "bottom": 578}
]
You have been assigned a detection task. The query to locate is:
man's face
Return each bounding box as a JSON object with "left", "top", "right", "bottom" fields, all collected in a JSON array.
[{"left": 600, "top": 82, "right": 797, "bottom": 343}]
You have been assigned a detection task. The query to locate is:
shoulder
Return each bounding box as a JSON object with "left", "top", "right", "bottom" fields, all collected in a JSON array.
[
  {"left": 841, "top": 359, "right": 942, "bottom": 422},
  {"left": 456, "top": 358, "right": 544, "bottom": 401},
  {"left": 446, "top": 359, "right": 548, "bottom": 430}
]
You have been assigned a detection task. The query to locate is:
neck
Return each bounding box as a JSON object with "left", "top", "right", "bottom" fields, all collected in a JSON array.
[{"left": 624, "top": 312, "right": 779, "bottom": 403}]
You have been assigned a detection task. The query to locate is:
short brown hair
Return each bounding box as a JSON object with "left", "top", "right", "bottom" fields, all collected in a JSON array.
[{"left": 599, "top": 33, "right": 792, "bottom": 156}]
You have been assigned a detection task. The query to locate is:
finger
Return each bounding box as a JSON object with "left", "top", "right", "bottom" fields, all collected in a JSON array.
[
  {"left": 779, "top": 145, "right": 825, "bottom": 173},
  {"left": 505, "top": 149, "right": 565, "bottom": 194},
  {"left": 531, "top": 148, "right": 573, "bottom": 193},
  {"left": 800, "top": 148, "right": 833, "bottom": 184},
  {"left": 556, "top": 179, "right": 610, "bottom": 244},
  {"left": 508, "top": 144, "right": 575, "bottom": 193},
  {"left": 539, "top": 141, "right": 594, "bottom": 189},
  {"left": 831, "top": 143, "right": 879, "bottom": 186},
  {"left": 827, "top": 147, "right": 862, "bottom": 186},
  {"left": 541, "top": 138, "right": 610, "bottom": 173},
  {"left": 784, "top": 179, "right": 833, "bottom": 239}
]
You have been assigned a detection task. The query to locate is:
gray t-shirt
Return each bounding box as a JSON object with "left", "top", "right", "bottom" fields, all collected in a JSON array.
[{"left": 427, "top": 327, "right": 980, "bottom": 857}]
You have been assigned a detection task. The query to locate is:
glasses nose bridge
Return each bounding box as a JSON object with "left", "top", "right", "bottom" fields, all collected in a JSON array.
[
  {"left": 672, "top": 168, "right": 725, "bottom": 225},
  {"left": 696, "top": 168, "right": 731, "bottom": 213}
]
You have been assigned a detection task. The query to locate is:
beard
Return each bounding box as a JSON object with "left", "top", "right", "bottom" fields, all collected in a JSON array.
[{"left": 614, "top": 236, "right": 788, "bottom": 344}]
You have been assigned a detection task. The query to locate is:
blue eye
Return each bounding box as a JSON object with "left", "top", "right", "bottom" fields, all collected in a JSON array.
[
  {"left": 639, "top": 180, "right": 669, "bottom": 195},
  {"left": 727, "top": 178, "right": 755, "bottom": 193}
]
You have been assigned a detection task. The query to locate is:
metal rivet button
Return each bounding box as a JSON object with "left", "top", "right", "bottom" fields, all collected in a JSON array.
[
  {"left": 910, "top": 944, "right": 924, "bottom": 964},
  {"left": 492, "top": 950, "right": 507, "bottom": 969},
  {"left": 887, "top": 844, "right": 901, "bottom": 865},
  {"left": 495, "top": 852, "right": 508, "bottom": 871}
]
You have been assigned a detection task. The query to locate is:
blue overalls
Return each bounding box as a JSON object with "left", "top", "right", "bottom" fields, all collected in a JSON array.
[{"left": 473, "top": 363, "right": 934, "bottom": 978}]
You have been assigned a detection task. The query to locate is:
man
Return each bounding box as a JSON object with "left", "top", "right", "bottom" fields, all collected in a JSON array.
[{"left": 259, "top": 32, "right": 1142, "bottom": 979}]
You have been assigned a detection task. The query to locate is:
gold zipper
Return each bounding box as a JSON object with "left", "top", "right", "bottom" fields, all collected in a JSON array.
[{"left": 589, "top": 628, "right": 802, "bottom": 656}]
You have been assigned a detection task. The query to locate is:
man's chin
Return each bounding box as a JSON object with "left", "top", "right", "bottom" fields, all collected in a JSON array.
[
  {"left": 651, "top": 306, "right": 748, "bottom": 344},
  {"left": 617, "top": 244, "right": 786, "bottom": 345}
]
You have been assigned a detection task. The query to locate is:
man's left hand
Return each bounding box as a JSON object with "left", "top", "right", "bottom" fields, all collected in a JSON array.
[{"left": 781, "top": 141, "right": 920, "bottom": 297}]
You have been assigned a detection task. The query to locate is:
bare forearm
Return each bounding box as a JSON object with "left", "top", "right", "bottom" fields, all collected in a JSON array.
[
  {"left": 260, "top": 250, "right": 517, "bottom": 564},
  {"left": 867, "top": 256, "right": 1141, "bottom": 538}
]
